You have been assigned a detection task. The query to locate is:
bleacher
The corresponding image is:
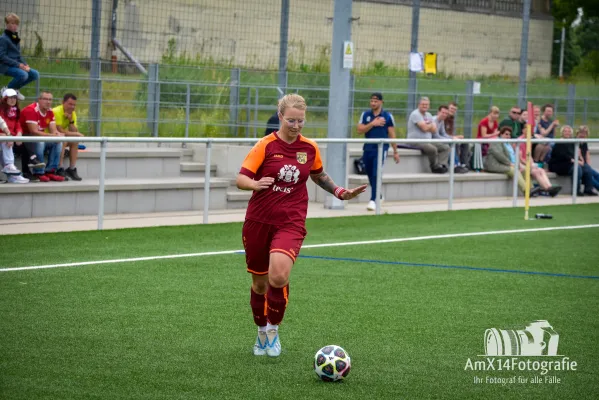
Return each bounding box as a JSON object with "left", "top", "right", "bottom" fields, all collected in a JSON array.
[{"left": 1, "top": 142, "right": 586, "bottom": 219}]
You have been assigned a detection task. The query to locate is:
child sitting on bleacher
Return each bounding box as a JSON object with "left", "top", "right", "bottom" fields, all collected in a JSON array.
[{"left": 0, "top": 88, "right": 30, "bottom": 183}]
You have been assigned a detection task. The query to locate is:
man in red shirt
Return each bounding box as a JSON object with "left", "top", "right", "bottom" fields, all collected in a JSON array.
[
  {"left": 237, "top": 94, "right": 367, "bottom": 357},
  {"left": 19, "top": 91, "right": 65, "bottom": 182}
]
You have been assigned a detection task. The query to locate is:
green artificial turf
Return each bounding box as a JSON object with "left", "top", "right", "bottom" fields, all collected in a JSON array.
[{"left": 1, "top": 204, "right": 598, "bottom": 399}]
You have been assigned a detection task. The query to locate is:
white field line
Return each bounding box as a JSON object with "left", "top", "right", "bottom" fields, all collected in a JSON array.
[{"left": 1, "top": 224, "right": 598, "bottom": 273}]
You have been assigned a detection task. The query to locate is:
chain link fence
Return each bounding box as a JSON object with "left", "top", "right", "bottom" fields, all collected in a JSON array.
[{"left": 1, "top": 0, "right": 596, "bottom": 138}]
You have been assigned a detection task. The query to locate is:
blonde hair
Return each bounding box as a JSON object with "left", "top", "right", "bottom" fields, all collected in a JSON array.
[
  {"left": 577, "top": 125, "right": 589, "bottom": 136},
  {"left": 490, "top": 106, "right": 500, "bottom": 114},
  {"left": 560, "top": 125, "right": 573, "bottom": 136},
  {"left": 278, "top": 94, "right": 307, "bottom": 115},
  {"left": 5, "top": 13, "right": 20, "bottom": 25}
]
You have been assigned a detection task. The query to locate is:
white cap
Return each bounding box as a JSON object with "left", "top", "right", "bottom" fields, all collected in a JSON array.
[{"left": 2, "top": 88, "right": 17, "bottom": 98}]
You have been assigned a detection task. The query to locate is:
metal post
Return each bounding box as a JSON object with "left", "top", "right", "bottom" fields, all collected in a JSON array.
[
  {"left": 518, "top": 0, "right": 531, "bottom": 108},
  {"left": 97, "top": 139, "right": 107, "bottom": 230},
  {"left": 147, "top": 64, "right": 159, "bottom": 136},
  {"left": 375, "top": 141, "right": 383, "bottom": 215},
  {"left": 229, "top": 68, "right": 240, "bottom": 136},
  {"left": 184, "top": 84, "right": 190, "bottom": 139},
  {"left": 572, "top": 142, "right": 579, "bottom": 204},
  {"left": 246, "top": 88, "right": 251, "bottom": 137},
  {"left": 488, "top": 96, "right": 493, "bottom": 111},
  {"left": 448, "top": 143, "right": 456, "bottom": 210},
  {"left": 559, "top": 19, "right": 566, "bottom": 79},
  {"left": 279, "top": 0, "right": 290, "bottom": 92},
  {"left": 583, "top": 99, "right": 588, "bottom": 124},
  {"left": 554, "top": 98, "right": 559, "bottom": 115},
  {"left": 325, "top": 0, "right": 353, "bottom": 210},
  {"left": 90, "top": 0, "right": 102, "bottom": 137},
  {"left": 464, "top": 81, "right": 474, "bottom": 138},
  {"left": 349, "top": 74, "right": 355, "bottom": 133},
  {"left": 407, "top": 0, "right": 421, "bottom": 115},
  {"left": 567, "top": 84, "right": 576, "bottom": 127},
  {"left": 203, "top": 141, "right": 212, "bottom": 224},
  {"left": 254, "top": 88, "right": 259, "bottom": 138},
  {"left": 154, "top": 81, "right": 160, "bottom": 138},
  {"left": 512, "top": 146, "right": 520, "bottom": 207},
  {"left": 35, "top": 78, "right": 40, "bottom": 99}
]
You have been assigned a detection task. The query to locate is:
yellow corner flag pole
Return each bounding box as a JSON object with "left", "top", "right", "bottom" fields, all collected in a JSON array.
[{"left": 524, "top": 101, "right": 533, "bottom": 220}]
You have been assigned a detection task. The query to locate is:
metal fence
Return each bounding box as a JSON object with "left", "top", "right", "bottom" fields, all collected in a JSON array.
[
  {"left": 2, "top": 136, "right": 597, "bottom": 229},
  {"left": 3, "top": 1, "right": 595, "bottom": 139},
  {"left": 14, "top": 65, "right": 599, "bottom": 140}
]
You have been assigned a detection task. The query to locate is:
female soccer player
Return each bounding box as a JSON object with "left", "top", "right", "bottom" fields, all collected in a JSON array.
[{"left": 237, "top": 94, "right": 367, "bottom": 357}]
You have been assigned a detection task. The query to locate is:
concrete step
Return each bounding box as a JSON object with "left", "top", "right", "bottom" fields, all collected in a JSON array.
[
  {"left": 348, "top": 148, "right": 429, "bottom": 174},
  {"left": 60, "top": 148, "right": 187, "bottom": 180},
  {"left": 347, "top": 172, "right": 573, "bottom": 203},
  {"left": 179, "top": 162, "right": 218, "bottom": 177},
  {"left": 226, "top": 190, "right": 251, "bottom": 209},
  {"left": 0, "top": 177, "right": 230, "bottom": 219}
]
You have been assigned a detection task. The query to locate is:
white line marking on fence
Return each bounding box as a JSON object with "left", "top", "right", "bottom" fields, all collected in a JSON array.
[{"left": 2, "top": 224, "right": 598, "bottom": 272}]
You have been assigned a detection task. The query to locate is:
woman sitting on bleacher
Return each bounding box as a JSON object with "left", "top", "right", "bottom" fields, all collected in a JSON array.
[
  {"left": 548, "top": 125, "right": 598, "bottom": 196},
  {"left": 484, "top": 126, "right": 540, "bottom": 196}
]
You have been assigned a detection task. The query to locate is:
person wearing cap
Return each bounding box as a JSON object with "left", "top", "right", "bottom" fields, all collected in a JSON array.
[
  {"left": 1, "top": 87, "right": 44, "bottom": 181},
  {"left": 357, "top": 92, "right": 400, "bottom": 211},
  {"left": 0, "top": 96, "right": 28, "bottom": 183},
  {"left": 0, "top": 13, "right": 38, "bottom": 101}
]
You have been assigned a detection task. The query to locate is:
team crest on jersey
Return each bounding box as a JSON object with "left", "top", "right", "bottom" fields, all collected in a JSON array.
[
  {"left": 278, "top": 164, "right": 300, "bottom": 184},
  {"left": 296, "top": 152, "right": 307, "bottom": 164}
]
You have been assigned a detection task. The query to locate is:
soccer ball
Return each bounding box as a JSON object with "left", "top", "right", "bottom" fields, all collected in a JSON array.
[{"left": 314, "top": 345, "right": 351, "bottom": 382}]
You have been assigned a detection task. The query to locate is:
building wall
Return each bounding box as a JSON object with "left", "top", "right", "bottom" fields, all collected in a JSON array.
[{"left": 0, "top": 0, "right": 553, "bottom": 78}]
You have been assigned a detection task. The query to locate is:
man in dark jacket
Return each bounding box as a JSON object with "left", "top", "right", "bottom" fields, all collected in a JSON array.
[{"left": 0, "top": 13, "right": 39, "bottom": 101}]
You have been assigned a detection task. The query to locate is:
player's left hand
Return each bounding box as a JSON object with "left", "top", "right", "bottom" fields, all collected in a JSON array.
[
  {"left": 393, "top": 152, "right": 400, "bottom": 164},
  {"left": 340, "top": 184, "right": 367, "bottom": 200}
]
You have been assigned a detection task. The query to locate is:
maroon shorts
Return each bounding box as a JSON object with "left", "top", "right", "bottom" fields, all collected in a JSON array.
[{"left": 242, "top": 219, "right": 306, "bottom": 275}]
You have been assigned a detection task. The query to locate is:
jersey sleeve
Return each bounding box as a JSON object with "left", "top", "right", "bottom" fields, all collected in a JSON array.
[
  {"left": 21, "top": 107, "right": 36, "bottom": 124},
  {"left": 387, "top": 112, "right": 395, "bottom": 127},
  {"left": 358, "top": 112, "right": 366, "bottom": 125},
  {"left": 240, "top": 138, "right": 269, "bottom": 179},
  {"left": 310, "top": 142, "right": 323, "bottom": 174}
]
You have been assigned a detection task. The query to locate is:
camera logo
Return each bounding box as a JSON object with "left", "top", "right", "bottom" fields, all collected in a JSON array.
[{"left": 484, "top": 320, "right": 559, "bottom": 356}]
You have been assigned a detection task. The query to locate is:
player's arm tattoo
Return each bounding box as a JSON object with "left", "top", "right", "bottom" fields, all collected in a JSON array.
[{"left": 310, "top": 171, "right": 337, "bottom": 194}]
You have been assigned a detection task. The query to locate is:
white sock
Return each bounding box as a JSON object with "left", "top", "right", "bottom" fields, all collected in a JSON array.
[
  {"left": 266, "top": 323, "right": 278, "bottom": 332},
  {"left": 258, "top": 326, "right": 267, "bottom": 333}
]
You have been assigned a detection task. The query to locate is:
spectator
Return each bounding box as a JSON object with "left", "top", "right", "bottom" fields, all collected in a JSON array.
[
  {"left": 444, "top": 101, "right": 471, "bottom": 171},
  {"left": 548, "top": 125, "right": 597, "bottom": 196},
  {"left": 264, "top": 112, "right": 279, "bottom": 136},
  {"left": 484, "top": 126, "right": 540, "bottom": 196},
  {"left": 357, "top": 92, "right": 400, "bottom": 211},
  {"left": 407, "top": 97, "right": 448, "bottom": 174},
  {"left": 19, "top": 91, "right": 65, "bottom": 182},
  {"left": 433, "top": 105, "right": 467, "bottom": 173},
  {"left": 53, "top": 93, "right": 83, "bottom": 181},
  {"left": 517, "top": 131, "right": 562, "bottom": 197},
  {"left": 534, "top": 104, "right": 559, "bottom": 164},
  {"left": 477, "top": 106, "right": 500, "bottom": 156},
  {"left": 0, "top": 111, "right": 28, "bottom": 182},
  {"left": 577, "top": 125, "right": 599, "bottom": 191},
  {"left": 499, "top": 106, "right": 522, "bottom": 139},
  {"left": 0, "top": 13, "right": 38, "bottom": 101},
  {"left": 0, "top": 88, "right": 43, "bottom": 178}
]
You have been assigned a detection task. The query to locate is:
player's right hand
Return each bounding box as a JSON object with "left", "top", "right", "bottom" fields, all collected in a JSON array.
[{"left": 253, "top": 177, "right": 275, "bottom": 191}]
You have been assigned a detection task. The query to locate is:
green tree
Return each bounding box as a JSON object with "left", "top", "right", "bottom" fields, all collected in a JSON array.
[
  {"left": 576, "top": 50, "right": 599, "bottom": 83},
  {"left": 575, "top": 16, "right": 599, "bottom": 57},
  {"left": 552, "top": 0, "right": 599, "bottom": 25},
  {"left": 551, "top": 24, "right": 580, "bottom": 77}
]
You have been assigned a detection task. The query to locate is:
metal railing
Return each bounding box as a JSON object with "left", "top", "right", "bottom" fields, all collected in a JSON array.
[{"left": 2, "top": 136, "right": 598, "bottom": 230}]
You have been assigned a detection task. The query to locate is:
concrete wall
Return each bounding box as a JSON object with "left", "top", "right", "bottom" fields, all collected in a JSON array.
[{"left": 0, "top": 0, "right": 553, "bottom": 78}]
